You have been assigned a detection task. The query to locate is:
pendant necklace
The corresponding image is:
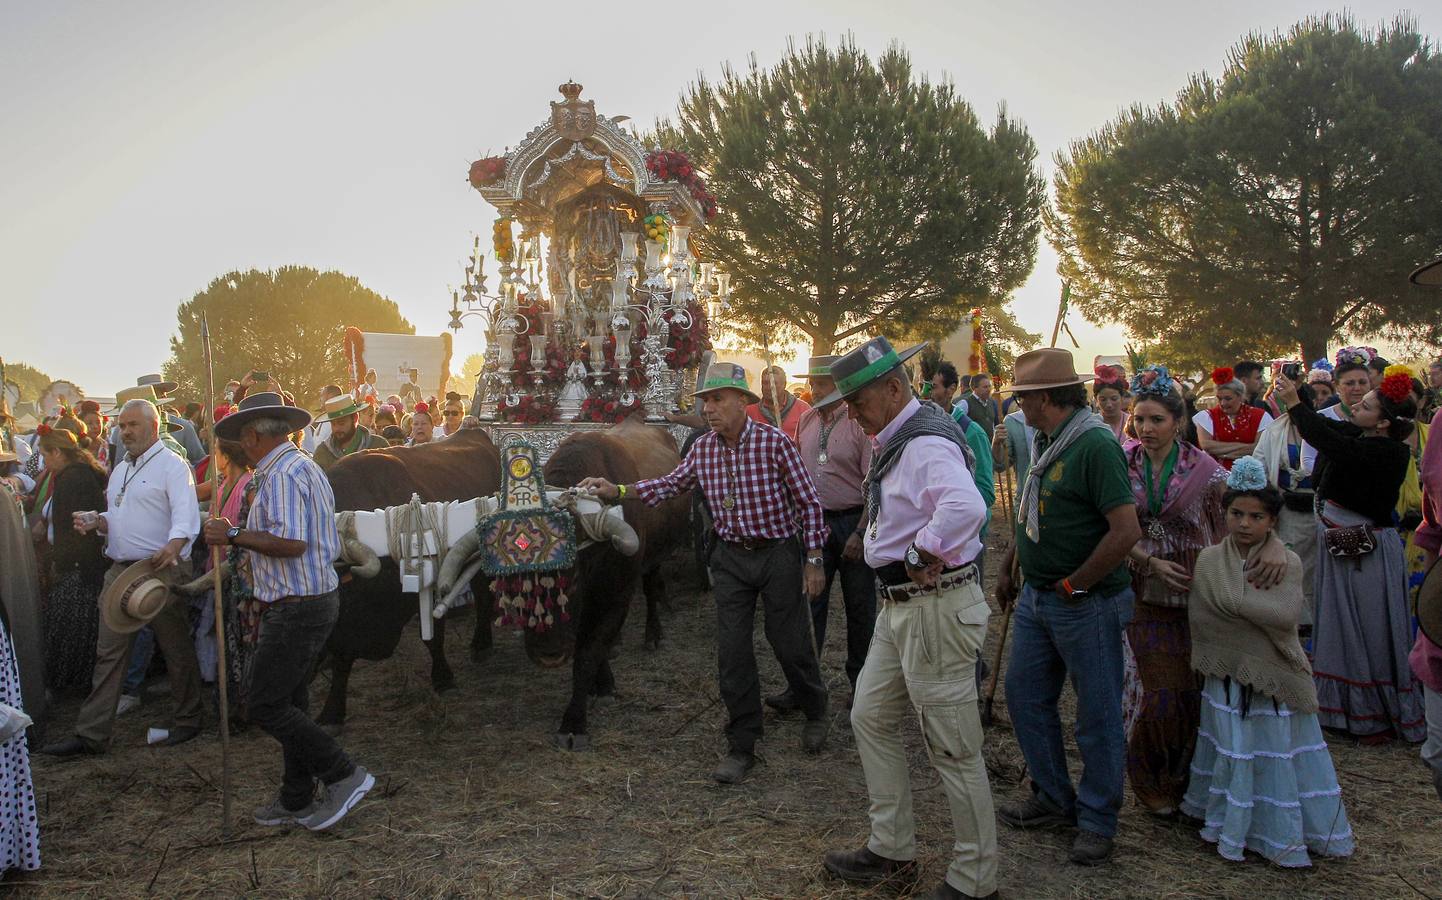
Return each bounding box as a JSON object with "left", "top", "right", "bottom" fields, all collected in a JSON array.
[
  {"left": 817, "top": 415, "right": 840, "bottom": 466},
  {"left": 722, "top": 443, "right": 738, "bottom": 511},
  {"left": 1143, "top": 442, "right": 1179, "bottom": 543},
  {"left": 115, "top": 448, "right": 161, "bottom": 508}
]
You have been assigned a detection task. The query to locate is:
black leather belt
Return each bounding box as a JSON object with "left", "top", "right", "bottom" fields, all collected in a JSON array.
[
  {"left": 721, "top": 535, "right": 789, "bottom": 552},
  {"left": 824, "top": 506, "right": 864, "bottom": 519},
  {"left": 875, "top": 562, "right": 979, "bottom": 603}
]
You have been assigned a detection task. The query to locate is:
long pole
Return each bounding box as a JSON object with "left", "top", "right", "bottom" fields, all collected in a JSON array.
[
  {"left": 200, "top": 314, "right": 233, "bottom": 836},
  {"left": 1049, "top": 281, "right": 1071, "bottom": 349}
]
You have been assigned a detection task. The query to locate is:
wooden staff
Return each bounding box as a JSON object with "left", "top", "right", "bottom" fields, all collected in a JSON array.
[
  {"left": 200, "top": 314, "right": 233, "bottom": 835},
  {"left": 981, "top": 457, "right": 1018, "bottom": 727}
]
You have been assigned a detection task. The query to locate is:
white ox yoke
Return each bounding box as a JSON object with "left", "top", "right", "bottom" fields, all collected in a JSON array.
[{"left": 339, "top": 491, "right": 635, "bottom": 639}]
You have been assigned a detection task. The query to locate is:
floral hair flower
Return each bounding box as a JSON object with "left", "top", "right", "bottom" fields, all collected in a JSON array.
[
  {"left": 1211, "top": 366, "right": 1235, "bottom": 386},
  {"left": 1093, "top": 365, "right": 1125, "bottom": 389},
  {"left": 1130, "top": 364, "right": 1173, "bottom": 397},
  {"left": 414, "top": 401, "right": 430, "bottom": 415},
  {"left": 1383, "top": 363, "right": 1415, "bottom": 380},
  {"left": 1334, "top": 346, "right": 1373, "bottom": 369},
  {"left": 1306, "top": 367, "right": 1334, "bottom": 385},
  {"left": 1379, "top": 372, "right": 1413, "bottom": 404},
  {"left": 36, "top": 424, "right": 52, "bottom": 436},
  {"left": 1309, "top": 358, "right": 1334, "bottom": 374},
  {"left": 1227, "top": 456, "right": 1269, "bottom": 491}
]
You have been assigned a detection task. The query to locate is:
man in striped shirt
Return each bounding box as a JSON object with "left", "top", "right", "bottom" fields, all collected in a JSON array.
[
  {"left": 206, "top": 392, "right": 374, "bottom": 831},
  {"left": 580, "top": 363, "right": 830, "bottom": 784}
]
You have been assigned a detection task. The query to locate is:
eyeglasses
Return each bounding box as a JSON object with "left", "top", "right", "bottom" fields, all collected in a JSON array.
[{"left": 443, "top": 410, "right": 461, "bottom": 418}]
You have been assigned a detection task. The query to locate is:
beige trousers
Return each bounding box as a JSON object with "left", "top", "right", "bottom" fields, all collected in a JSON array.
[
  {"left": 75, "top": 561, "right": 204, "bottom": 748},
  {"left": 851, "top": 577, "right": 997, "bottom": 896}
]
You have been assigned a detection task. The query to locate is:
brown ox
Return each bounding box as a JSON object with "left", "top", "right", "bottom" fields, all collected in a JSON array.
[{"left": 319, "top": 428, "right": 501, "bottom": 729}]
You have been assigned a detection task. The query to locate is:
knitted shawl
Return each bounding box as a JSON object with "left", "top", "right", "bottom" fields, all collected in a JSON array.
[
  {"left": 1126, "top": 440, "right": 1227, "bottom": 608},
  {"left": 1188, "top": 536, "right": 1317, "bottom": 713}
]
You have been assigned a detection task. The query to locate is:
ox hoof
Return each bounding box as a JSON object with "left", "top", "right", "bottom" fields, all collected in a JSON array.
[
  {"left": 643, "top": 636, "right": 662, "bottom": 652},
  {"left": 590, "top": 693, "right": 618, "bottom": 708},
  {"left": 319, "top": 721, "right": 344, "bottom": 738},
  {"left": 552, "top": 732, "right": 591, "bottom": 752}
]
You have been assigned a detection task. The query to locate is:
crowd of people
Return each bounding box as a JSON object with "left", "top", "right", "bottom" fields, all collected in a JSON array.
[{"left": 0, "top": 339, "right": 1439, "bottom": 894}]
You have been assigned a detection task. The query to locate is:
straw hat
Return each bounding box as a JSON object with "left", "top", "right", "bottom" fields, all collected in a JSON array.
[
  {"left": 998, "top": 348, "right": 1094, "bottom": 394},
  {"left": 105, "top": 386, "right": 182, "bottom": 431},
  {"left": 812, "top": 337, "right": 927, "bottom": 408},
  {"left": 692, "top": 362, "right": 761, "bottom": 404},
  {"left": 214, "top": 391, "right": 312, "bottom": 441},
  {"left": 101, "top": 561, "right": 173, "bottom": 634},
  {"left": 135, "top": 373, "right": 178, "bottom": 399},
  {"left": 314, "top": 393, "right": 366, "bottom": 424}
]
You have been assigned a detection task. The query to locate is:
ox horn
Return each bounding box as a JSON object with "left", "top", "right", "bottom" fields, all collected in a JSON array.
[
  {"left": 585, "top": 505, "right": 640, "bottom": 557},
  {"left": 334, "top": 511, "right": 381, "bottom": 578},
  {"left": 437, "top": 529, "right": 483, "bottom": 596},
  {"left": 174, "top": 562, "right": 232, "bottom": 597}
]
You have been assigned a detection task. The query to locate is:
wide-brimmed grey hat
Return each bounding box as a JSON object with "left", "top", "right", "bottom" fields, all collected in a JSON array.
[
  {"left": 792, "top": 355, "right": 840, "bottom": 379},
  {"left": 136, "top": 373, "right": 178, "bottom": 398},
  {"left": 214, "top": 391, "right": 311, "bottom": 440},
  {"left": 692, "top": 362, "right": 761, "bottom": 405},
  {"left": 812, "top": 338, "right": 927, "bottom": 408}
]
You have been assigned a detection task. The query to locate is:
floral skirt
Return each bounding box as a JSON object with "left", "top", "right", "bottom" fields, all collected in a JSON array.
[
  {"left": 1123, "top": 604, "right": 1200, "bottom": 811},
  {"left": 1183, "top": 676, "right": 1354, "bottom": 867}
]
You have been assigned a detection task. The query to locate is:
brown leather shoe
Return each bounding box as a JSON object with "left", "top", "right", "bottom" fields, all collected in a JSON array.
[
  {"left": 918, "top": 879, "right": 999, "bottom": 899},
  {"left": 822, "top": 845, "right": 918, "bottom": 885}
]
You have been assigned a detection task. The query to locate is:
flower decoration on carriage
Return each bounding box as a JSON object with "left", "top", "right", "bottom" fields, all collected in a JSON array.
[
  {"left": 468, "top": 155, "right": 507, "bottom": 189},
  {"left": 1130, "top": 364, "right": 1173, "bottom": 398},
  {"left": 1379, "top": 364, "right": 1415, "bottom": 404},
  {"left": 646, "top": 150, "right": 718, "bottom": 221},
  {"left": 1334, "top": 347, "right": 1373, "bottom": 369},
  {"left": 642, "top": 213, "right": 670, "bottom": 246}
]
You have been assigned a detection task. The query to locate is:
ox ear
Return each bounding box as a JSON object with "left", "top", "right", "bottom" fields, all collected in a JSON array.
[{"left": 572, "top": 500, "right": 639, "bottom": 556}]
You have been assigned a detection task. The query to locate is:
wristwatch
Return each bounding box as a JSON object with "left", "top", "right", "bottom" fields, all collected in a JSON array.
[
  {"left": 806, "top": 554, "right": 823, "bottom": 566},
  {"left": 226, "top": 526, "right": 243, "bottom": 543},
  {"left": 905, "top": 543, "right": 922, "bottom": 568}
]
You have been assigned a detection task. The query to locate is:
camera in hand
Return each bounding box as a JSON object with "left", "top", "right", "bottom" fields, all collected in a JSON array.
[{"left": 1281, "top": 362, "right": 1302, "bottom": 382}]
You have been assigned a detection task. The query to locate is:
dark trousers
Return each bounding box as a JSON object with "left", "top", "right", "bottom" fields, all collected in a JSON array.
[
  {"left": 248, "top": 591, "right": 353, "bottom": 810},
  {"left": 711, "top": 538, "right": 828, "bottom": 754},
  {"left": 809, "top": 510, "right": 877, "bottom": 688}
]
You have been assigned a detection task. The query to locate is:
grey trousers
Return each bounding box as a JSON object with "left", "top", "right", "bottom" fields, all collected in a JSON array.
[{"left": 710, "top": 537, "right": 827, "bottom": 754}]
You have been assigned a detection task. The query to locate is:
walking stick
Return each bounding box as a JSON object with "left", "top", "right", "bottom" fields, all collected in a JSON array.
[
  {"left": 981, "top": 465, "right": 1018, "bottom": 727},
  {"left": 200, "top": 314, "right": 234, "bottom": 836}
]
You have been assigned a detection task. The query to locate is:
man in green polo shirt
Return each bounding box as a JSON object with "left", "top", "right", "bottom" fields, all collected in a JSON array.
[{"left": 993, "top": 348, "right": 1141, "bottom": 868}]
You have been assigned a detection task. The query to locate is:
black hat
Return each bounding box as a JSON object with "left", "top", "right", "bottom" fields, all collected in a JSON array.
[{"left": 213, "top": 391, "right": 312, "bottom": 440}]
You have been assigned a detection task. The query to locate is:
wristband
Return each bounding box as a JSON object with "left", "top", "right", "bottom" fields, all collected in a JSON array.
[
  {"left": 1061, "top": 578, "right": 1076, "bottom": 595},
  {"left": 616, "top": 484, "right": 628, "bottom": 501}
]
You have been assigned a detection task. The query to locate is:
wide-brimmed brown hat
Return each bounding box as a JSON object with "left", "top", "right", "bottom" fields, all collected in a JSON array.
[
  {"left": 1418, "top": 559, "right": 1442, "bottom": 645},
  {"left": 1411, "top": 258, "right": 1442, "bottom": 287},
  {"left": 101, "top": 560, "right": 173, "bottom": 634},
  {"left": 105, "top": 386, "right": 183, "bottom": 432},
  {"left": 998, "top": 348, "right": 1094, "bottom": 394}
]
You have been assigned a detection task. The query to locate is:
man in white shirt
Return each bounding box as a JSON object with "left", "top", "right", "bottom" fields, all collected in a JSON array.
[{"left": 40, "top": 399, "right": 205, "bottom": 757}]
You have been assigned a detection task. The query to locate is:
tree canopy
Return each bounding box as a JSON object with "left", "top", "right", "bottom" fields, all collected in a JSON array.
[
  {"left": 657, "top": 37, "right": 1046, "bottom": 355},
  {"left": 1, "top": 361, "right": 56, "bottom": 404},
  {"left": 1049, "top": 15, "right": 1442, "bottom": 369},
  {"left": 165, "top": 267, "right": 414, "bottom": 406}
]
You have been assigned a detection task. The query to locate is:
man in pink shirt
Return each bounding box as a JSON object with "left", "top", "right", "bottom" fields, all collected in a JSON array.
[
  {"left": 770, "top": 356, "right": 876, "bottom": 710},
  {"left": 747, "top": 365, "right": 811, "bottom": 442},
  {"left": 819, "top": 338, "right": 997, "bottom": 900}
]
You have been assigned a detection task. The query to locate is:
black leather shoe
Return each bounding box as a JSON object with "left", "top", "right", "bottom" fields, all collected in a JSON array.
[
  {"left": 38, "top": 736, "right": 103, "bottom": 759},
  {"left": 996, "top": 794, "right": 1076, "bottom": 830},
  {"left": 712, "top": 751, "right": 755, "bottom": 784},
  {"left": 822, "top": 845, "right": 918, "bottom": 885},
  {"left": 160, "top": 725, "right": 201, "bottom": 747},
  {"left": 764, "top": 690, "right": 801, "bottom": 714},
  {"left": 1069, "top": 829, "right": 1114, "bottom": 866},
  {"left": 918, "top": 879, "right": 999, "bottom": 899},
  {"left": 801, "top": 718, "right": 829, "bottom": 754}
]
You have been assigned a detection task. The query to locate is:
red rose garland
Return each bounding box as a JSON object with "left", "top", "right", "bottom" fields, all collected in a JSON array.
[{"left": 645, "top": 150, "right": 719, "bottom": 220}]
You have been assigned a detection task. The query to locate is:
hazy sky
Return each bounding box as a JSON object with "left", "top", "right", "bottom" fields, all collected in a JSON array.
[{"left": 1, "top": 0, "right": 1426, "bottom": 396}]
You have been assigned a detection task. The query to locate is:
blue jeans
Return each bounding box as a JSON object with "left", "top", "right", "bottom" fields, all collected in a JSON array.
[{"left": 1004, "top": 583, "right": 1134, "bottom": 838}]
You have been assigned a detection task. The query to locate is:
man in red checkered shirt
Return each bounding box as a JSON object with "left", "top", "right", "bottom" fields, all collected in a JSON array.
[{"left": 580, "top": 362, "right": 829, "bottom": 784}]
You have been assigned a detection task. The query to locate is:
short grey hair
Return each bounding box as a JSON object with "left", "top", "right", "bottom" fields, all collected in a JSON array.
[
  {"left": 244, "top": 416, "right": 295, "bottom": 438},
  {"left": 120, "top": 399, "right": 160, "bottom": 423}
]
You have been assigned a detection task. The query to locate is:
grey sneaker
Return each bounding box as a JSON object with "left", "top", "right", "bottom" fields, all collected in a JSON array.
[
  {"left": 254, "top": 797, "right": 316, "bottom": 827},
  {"left": 1069, "top": 829, "right": 1114, "bottom": 866},
  {"left": 301, "top": 766, "right": 375, "bottom": 831},
  {"left": 115, "top": 693, "right": 141, "bottom": 717}
]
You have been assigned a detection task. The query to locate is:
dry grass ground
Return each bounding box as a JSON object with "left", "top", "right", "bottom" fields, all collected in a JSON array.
[{"left": 15, "top": 535, "right": 1442, "bottom": 898}]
